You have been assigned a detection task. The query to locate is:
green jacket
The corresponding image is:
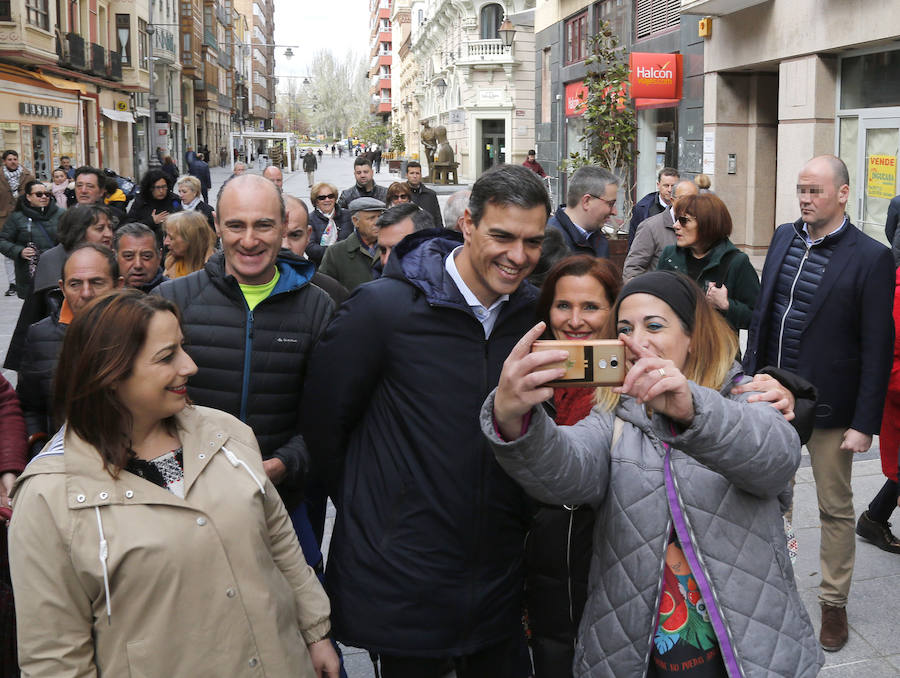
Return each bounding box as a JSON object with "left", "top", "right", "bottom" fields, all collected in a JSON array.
[
  {"left": 319, "top": 230, "right": 377, "bottom": 292},
  {"left": 657, "top": 238, "right": 760, "bottom": 330}
]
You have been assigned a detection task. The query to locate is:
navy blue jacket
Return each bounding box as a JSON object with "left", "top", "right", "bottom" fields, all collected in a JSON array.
[
  {"left": 306, "top": 206, "right": 353, "bottom": 266},
  {"left": 743, "top": 219, "right": 894, "bottom": 433},
  {"left": 188, "top": 157, "right": 212, "bottom": 191},
  {"left": 546, "top": 205, "right": 609, "bottom": 258},
  {"left": 886, "top": 194, "right": 900, "bottom": 267},
  {"left": 628, "top": 191, "right": 666, "bottom": 246},
  {"left": 301, "top": 230, "right": 536, "bottom": 656},
  {"left": 154, "top": 251, "right": 334, "bottom": 507}
]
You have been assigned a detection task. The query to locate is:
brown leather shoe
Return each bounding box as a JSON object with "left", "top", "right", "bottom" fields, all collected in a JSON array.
[{"left": 820, "top": 604, "right": 848, "bottom": 652}]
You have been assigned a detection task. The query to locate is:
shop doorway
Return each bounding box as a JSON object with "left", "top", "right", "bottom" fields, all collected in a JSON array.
[
  {"left": 480, "top": 119, "right": 505, "bottom": 174},
  {"left": 32, "top": 125, "right": 50, "bottom": 179},
  {"left": 839, "top": 114, "right": 900, "bottom": 244}
]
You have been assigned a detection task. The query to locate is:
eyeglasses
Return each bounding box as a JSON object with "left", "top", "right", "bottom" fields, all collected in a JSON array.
[
  {"left": 30, "top": 191, "right": 50, "bottom": 198},
  {"left": 676, "top": 215, "right": 695, "bottom": 225},
  {"left": 152, "top": 183, "right": 168, "bottom": 191},
  {"left": 588, "top": 194, "right": 617, "bottom": 209},
  {"left": 315, "top": 193, "right": 337, "bottom": 201}
]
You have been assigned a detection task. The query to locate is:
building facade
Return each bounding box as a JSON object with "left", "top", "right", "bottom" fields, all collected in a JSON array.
[
  {"left": 0, "top": 0, "right": 150, "bottom": 178},
  {"left": 409, "top": 0, "right": 536, "bottom": 182},
  {"left": 687, "top": 0, "right": 900, "bottom": 250},
  {"left": 534, "top": 0, "right": 703, "bottom": 207},
  {"left": 370, "top": 0, "right": 393, "bottom": 123},
  {"left": 391, "top": 0, "right": 419, "bottom": 157}
]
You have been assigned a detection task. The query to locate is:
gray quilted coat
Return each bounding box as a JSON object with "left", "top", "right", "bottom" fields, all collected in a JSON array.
[{"left": 481, "top": 365, "right": 824, "bottom": 678}]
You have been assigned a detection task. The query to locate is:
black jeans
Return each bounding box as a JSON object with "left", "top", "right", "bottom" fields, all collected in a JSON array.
[
  {"left": 868, "top": 478, "right": 899, "bottom": 523},
  {"left": 375, "top": 635, "right": 528, "bottom": 678}
]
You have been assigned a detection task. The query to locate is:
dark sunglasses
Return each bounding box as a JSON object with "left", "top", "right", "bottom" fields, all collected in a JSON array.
[
  {"left": 676, "top": 215, "right": 695, "bottom": 225},
  {"left": 30, "top": 191, "right": 50, "bottom": 198},
  {"left": 315, "top": 193, "right": 336, "bottom": 201}
]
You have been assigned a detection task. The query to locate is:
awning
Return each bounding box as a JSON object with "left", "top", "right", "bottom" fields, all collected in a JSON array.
[
  {"left": 635, "top": 98, "right": 681, "bottom": 110},
  {"left": 101, "top": 107, "right": 135, "bottom": 123},
  {"left": 33, "top": 71, "right": 89, "bottom": 95}
]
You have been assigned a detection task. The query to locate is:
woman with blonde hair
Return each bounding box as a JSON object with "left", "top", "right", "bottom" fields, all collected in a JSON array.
[
  {"left": 163, "top": 210, "right": 216, "bottom": 278},
  {"left": 174, "top": 174, "right": 215, "bottom": 229},
  {"left": 485, "top": 270, "right": 823, "bottom": 678}
]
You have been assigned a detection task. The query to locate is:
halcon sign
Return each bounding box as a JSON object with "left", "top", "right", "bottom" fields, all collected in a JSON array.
[{"left": 629, "top": 53, "right": 682, "bottom": 100}]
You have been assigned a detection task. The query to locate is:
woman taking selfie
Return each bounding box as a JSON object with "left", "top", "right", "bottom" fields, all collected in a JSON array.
[
  {"left": 484, "top": 271, "right": 822, "bottom": 678},
  {"left": 657, "top": 193, "right": 759, "bottom": 331},
  {"left": 9, "top": 290, "right": 339, "bottom": 677}
]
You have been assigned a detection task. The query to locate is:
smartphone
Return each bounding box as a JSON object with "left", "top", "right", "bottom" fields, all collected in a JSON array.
[{"left": 531, "top": 339, "right": 626, "bottom": 387}]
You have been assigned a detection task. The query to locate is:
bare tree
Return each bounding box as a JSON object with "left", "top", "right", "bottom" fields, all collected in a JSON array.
[{"left": 298, "top": 49, "right": 369, "bottom": 139}]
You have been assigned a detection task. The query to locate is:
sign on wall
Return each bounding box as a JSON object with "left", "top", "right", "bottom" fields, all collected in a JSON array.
[
  {"left": 629, "top": 53, "right": 683, "bottom": 101},
  {"left": 867, "top": 154, "right": 897, "bottom": 199},
  {"left": 564, "top": 81, "right": 588, "bottom": 117}
]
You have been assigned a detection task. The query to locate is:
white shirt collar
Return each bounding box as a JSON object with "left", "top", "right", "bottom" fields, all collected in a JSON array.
[{"left": 444, "top": 246, "right": 509, "bottom": 337}]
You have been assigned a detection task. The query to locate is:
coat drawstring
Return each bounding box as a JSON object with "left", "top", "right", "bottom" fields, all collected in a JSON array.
[
  {"left": 221, "top": 446, "right": 266, "bottom": 496},
  {"left": 94, "top": 506, "right": 112, "bottom": 624}
]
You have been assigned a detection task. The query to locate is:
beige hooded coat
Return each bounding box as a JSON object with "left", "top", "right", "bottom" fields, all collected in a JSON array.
[{"left": 9, "top": 405, "right": 330, "bottom": 678}]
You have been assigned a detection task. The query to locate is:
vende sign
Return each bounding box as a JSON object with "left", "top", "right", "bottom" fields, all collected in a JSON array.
[{"left": 629, "top": 53, "right": 682, "bottom": 100}]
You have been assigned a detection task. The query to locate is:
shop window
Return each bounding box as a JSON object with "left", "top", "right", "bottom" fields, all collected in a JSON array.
[
  {"left": 0, "top": 1, "right": 11, "bottom": 21},
  {"left": 26, "top": 0, "right": 49, "bottom": 30},
  {"left": 635, "top": 0, "right": 680, "bottom": 41},
  {"left": 479, "top": 3, "right": 502, "bottom": 40},
  {"left": 116, "top": 14, "right": 131, "bottom": 66},
  {"left": 565, "top": 12, "right": 587, "bottom": 65}
]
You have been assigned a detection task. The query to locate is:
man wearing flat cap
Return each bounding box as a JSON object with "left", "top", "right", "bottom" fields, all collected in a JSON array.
[{"left": 319, "top": 196, "right": 385, "bottom": 291}]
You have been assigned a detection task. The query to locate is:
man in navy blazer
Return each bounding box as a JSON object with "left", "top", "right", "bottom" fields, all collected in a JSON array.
[
  {"left": 885, "top": 193, "right": 900, "bottom": 267},
  {"left": 545, "top": 165, "right": 616, "bottom": 259},
  {"left": 744, "top": 155, "right": 894, "bottom": 653}
]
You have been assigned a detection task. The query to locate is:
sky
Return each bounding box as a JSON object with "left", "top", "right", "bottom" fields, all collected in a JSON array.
[{"left": 273, "top": 0, "right": 370, "bottom": 79}]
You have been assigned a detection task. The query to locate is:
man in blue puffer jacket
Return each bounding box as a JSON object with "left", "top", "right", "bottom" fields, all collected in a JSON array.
[{"left": 301, "top": 165, "right": 551, "bottom": 677}]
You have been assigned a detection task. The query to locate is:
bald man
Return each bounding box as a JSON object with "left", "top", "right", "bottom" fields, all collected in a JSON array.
[
  {"left": 263, "top": 165, "right": 284, "bottom": 191},
  {"left": 622, "top": 179, "right": 699, "bottom": 282}
]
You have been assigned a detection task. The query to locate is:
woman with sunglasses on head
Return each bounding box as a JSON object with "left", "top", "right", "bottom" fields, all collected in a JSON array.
[
  {"left": 0, "top": 180, "right": 62, "bottom": 299},
  {"left": 307, "top": 182, "right": 353, "bottom": 266},
  {"left": 657, "top": 193, "right": 759, "bottom": 332},
  {"left": 9, "top": 289, "right": 340, "bottom": 677},
  {"left": 484, "top": 270, "right": 823, "bottom": 678}
]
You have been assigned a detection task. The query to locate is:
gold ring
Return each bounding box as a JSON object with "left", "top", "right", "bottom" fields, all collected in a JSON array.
[{"left": 658, "top": 368, "right": 666, "bottom": 377}]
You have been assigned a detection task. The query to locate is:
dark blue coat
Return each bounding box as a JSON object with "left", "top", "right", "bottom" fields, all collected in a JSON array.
[
  {"left": 188, "top": 157, "right": 212, "bottom": 191},
  {"left": 301, "top": 229, "right": 536, "bottom": 656},
  {"left": 306, "top": 206, "right": 353, "bottom": 266},
  {"left": 546, "top": 205, "right": 609, "bottom": 258},
  {"left": 627, "top": 191, "right": 666, "bottom": 246},
  {"left": 743, "top": 219, "right": 894, "bottom": 433},
  {"left": 886, "top": 194, "right": 900, "bottom": 267}
]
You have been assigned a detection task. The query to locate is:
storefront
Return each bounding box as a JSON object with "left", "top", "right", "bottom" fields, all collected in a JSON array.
[
  {"left": 836, "top": 46, "right": 900, "bottom": 245},
  {"left": 631, "top": 53, "right": 683, "bottom": 199},
  {"left": 0, "top": 66, "right": 83, "bottom": 180}
]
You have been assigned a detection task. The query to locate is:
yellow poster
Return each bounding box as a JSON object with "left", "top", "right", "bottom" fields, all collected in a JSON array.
[{"left": 867, "top": 154, "right": 897, "bottom": 199}]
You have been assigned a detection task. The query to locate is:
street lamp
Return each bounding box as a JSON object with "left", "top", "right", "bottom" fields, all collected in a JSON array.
[
  {"left": 434, "top": 77, "right": 447, "bottom": 98},
  {"left": 498, "top": 17, "right": 516, "bottom": 47}
]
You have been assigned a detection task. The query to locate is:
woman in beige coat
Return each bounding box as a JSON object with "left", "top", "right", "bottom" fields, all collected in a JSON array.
[{"left": 9, "top": 289, "right": 339, "bottom": 677}]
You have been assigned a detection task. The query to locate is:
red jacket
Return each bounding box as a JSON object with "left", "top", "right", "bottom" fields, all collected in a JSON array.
[
  {"left": 0, "top": 374, "right": 27, "bottom": 474},
  {"left": 523, "top": 158, "right": 547, "bottom": 178},
  {"left": 879, "top": 267, "right": 900, "bottom": 483}
]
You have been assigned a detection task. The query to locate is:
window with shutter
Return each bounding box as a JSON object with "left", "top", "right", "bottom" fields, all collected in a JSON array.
[{"left": 635, "top": 0, "right": 680, "bottom": 40}]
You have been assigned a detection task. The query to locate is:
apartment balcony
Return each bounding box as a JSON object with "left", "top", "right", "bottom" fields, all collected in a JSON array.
[
  {"left": 455, "top": 39, "right": 513, "bottom": 66},
  {"left": 204, "top": 29, "right": 217, "bottom": 48},
  {"left": 218, "top": 49, "right": 232, "bottom": 69},
  {"left": 90, "top": 43, "right": 106, "bottom": 77},
  {"left": 218, "top": 93, "right": 231, "bottom": 108},
  {"left": 67, "top": 33, "right": 86, "bottom": 69},
  {"left": 108, "top": 51, "right": 122, "bottom": 80}
]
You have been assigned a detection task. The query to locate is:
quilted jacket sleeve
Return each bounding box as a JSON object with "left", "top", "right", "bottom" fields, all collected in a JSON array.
[
  {"left": 480, "top": 389, "right": 615, "bottom": 506},
  {"left": 649, "top": 381, "right": 800, "bottom": 499}
]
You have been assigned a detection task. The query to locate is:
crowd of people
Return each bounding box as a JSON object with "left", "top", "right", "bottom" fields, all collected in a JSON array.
[{"left": 0, "top": 145, "right": 896, "bottom": 678}]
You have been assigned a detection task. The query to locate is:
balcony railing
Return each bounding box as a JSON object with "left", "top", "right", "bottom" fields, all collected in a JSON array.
[
  {"left": 218, "top": 93, "right": 231, "bottom": 108},
  {"left": 67, "top": 33, "right": 86, "bottom": 69},
  {"left": 108, "top": 51, "right": 122, "bottom": 80},
  {"left": 458, "top": 39, "right": 511, "bottom": 64},
  {"left": 203, "top": 29, "right": 217, "bottom": 48},
  {"left": 90, "top": 43, "right": 106, "bottom": 77}
]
